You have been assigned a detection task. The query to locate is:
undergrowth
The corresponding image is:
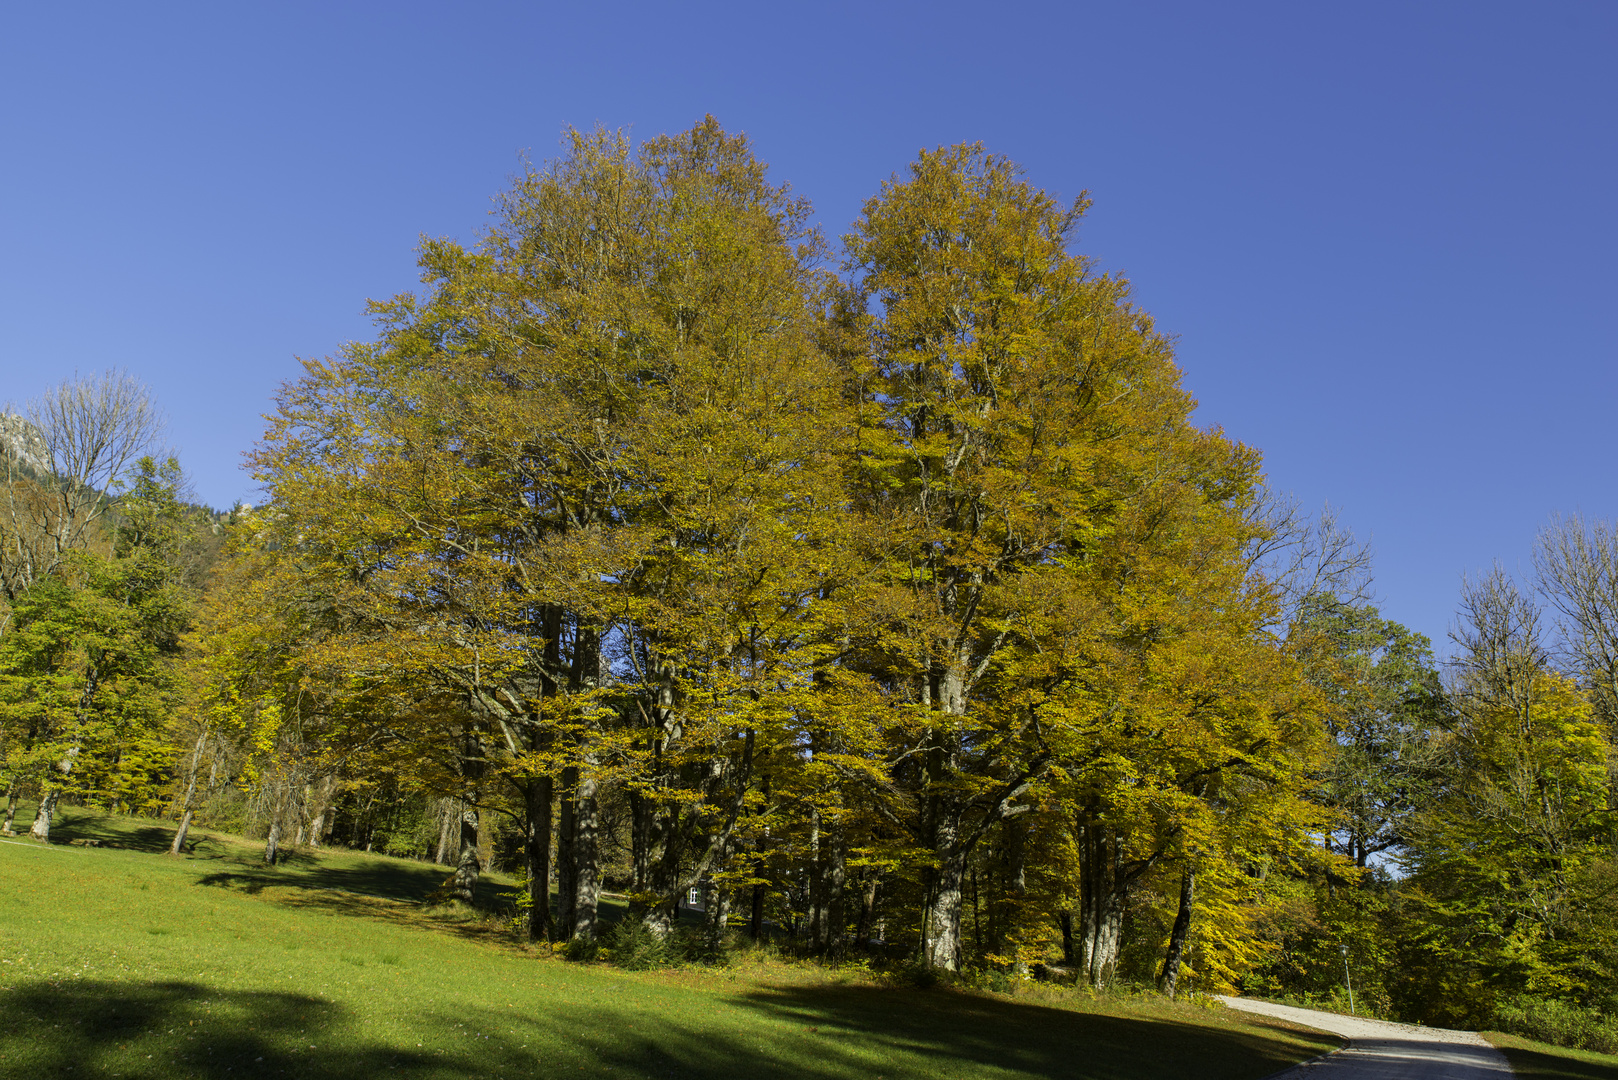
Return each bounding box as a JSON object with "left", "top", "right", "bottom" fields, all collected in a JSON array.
[{"left": 1493, "top": 996, "right": 1618, "bottom": 1055}]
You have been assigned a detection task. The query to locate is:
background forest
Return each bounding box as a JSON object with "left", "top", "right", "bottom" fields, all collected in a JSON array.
[{"left": 4, "top": 120, "right": 1617, "bottom": 1052}]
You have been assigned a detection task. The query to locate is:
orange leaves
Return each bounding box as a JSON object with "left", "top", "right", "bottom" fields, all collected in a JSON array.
[{"left": 212, "top": 121, "right": 1345, "bottom": 973}]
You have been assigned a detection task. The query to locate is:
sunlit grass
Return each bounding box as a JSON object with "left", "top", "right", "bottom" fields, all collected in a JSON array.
[
  {"left": 0, "top": 804, "right": 1339, "bottom": 1079},
  {"left": 1485, "top": 1032, "right": 1618, "bottom": 1080}
]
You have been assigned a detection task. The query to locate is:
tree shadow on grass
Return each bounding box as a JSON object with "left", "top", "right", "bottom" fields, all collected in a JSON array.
[
  {"left": 199, "top": 848, "right": 517, "bottom": 906},
  {"left": 193, "top": 852, "right": 509, "bottom": 907},
  {"left": 1490, "top": 1038, "right": 1618, "bottom": 1080},
  {"left": 711, "top": 982, "right": 1336, "bottom": 1080},
  {"left": 43, "top": 806, "right": 209, "bottom": 856},
  {"left": 190, "top": 866, "right": 559, "bottom": 958},
  {"left": 0, "top": 980, "right": 453, "bottom": 1080},
  {"left": 0, "top": 975, "right": 1336, "bottom": 1080},
  {"left": 192, "top": 863, "right": 632, "bottom": 949},
  {"left": 427, "top": 978, "right": 1339, "bottom": 1080}
]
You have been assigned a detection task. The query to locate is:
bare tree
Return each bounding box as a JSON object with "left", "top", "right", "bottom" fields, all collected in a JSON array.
[
  {"left": 1449, "top": 564, "right": 1550, "bottom": 728},
  {"left": 1535, "top": 514, "right": 1618, "bottom": 726},
  {"left": 0, "top": 371, "right": 164, "bottom": 606},
  {"left": 1245, "top": 487, "right": 1374, "bottom": 629}
]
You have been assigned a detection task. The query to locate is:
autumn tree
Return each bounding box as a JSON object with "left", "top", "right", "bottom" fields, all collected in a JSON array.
[
  {"left": 834, "top": 145, "right": 1322, "bottom": 977},
  {"left": 171, "top": 509, "right": 387, "bottom": 862},
  {"left": 1053, "top": 489, "right": 1326, "bottom": 990},
  {"left": 1396, "top": 568, "right": 1614, "bottom": 1024},
  {"left": 251, "top": 119, "right": 860, "bottom": 942},
  {"left": 237, "top": 125, "right": 1336, "bottom": 990},
  {"left": 0, "top": 455, "right": 193, "bottom": 840}
]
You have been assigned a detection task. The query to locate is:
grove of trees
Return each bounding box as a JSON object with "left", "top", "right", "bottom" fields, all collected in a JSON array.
[{"left": 3, "top": 118, "right": 1615, "bottom": 1048}]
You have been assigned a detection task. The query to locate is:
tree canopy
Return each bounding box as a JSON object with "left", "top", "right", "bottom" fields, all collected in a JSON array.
[{"left": 6, "top": 121, "right": 1616, "bottom": 1048}]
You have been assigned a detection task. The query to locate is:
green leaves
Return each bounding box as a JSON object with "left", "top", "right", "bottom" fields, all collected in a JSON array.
[{"left": 0, "top": 508, "right": 192, "bottom": 817}]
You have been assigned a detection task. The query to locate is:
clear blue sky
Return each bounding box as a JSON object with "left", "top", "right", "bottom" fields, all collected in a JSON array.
[{"left": 2, "top": 1, "right": 1613, "bottom": 653}]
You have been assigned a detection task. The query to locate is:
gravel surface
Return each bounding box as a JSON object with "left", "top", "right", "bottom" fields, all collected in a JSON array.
[{"left": 1216, "top": 996, "right": 1514, "bottom": 1079}]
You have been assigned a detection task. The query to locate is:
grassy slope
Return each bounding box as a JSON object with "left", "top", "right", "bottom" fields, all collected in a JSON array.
[
  {"left": 1485, "top": 1033, "right": 1618, "bottom": 1080},
  {"left": 0, "top": 805, "right": 1338, "bottom": 1080}
]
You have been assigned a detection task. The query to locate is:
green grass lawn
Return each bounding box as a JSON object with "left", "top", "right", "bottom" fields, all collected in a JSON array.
[
  {"left": 1484, "top": 1032, "right": 1618, "bottom": 1080},
  {"left": 0, "top": 804, "right": 1339, "bottom": 1080}
]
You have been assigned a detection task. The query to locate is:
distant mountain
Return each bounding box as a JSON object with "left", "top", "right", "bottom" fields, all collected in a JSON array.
[{"left": 0, "top": 413, "right": 51, "bottom": 476}]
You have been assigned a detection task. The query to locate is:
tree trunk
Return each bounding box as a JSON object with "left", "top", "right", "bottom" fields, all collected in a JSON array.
[
  {"left": 557, "top": 766, "right": 600, "bottom": 940},
  {"left": 572, "top": 773, "right": 600, "bottom": 940},
  {"left": 1060, "top": 910, "right": 1075, "bottom": 964},
  {"left": 557, "top": 765, "right": 577, "bottom": 936},
  {"left": 1077, "top": 819, "right": 1130, "bottom": 986},
  {"left": 525, "top": 776, "right": 553, "bottom": 942},
  {"left": 453, "top": 805, "right": 481, "bottom": 904},
  {"left": 529, "top": 602, "right": 562, "bottom": 941},
  {"left": 1159, "top": 868, "right": 1196, "bottom": 997},
  {"left": 822, "top": 833, "right": 847, "bottom": 959},
  {"left": 750, "top": 879, "right": 766, "bottom": 942},
  {"left": 264, "top": 817, "right": 282, "bottom": 865},
  {"left": 170, "top": 806, "right": 196, "bottom": 857},
  {"left": 4, "top": 781, "right": 18, "bottom": 833},
  {"left": 1083, "top": 892, "right": 1125, "bottom": 986},
  {"left": 449, "top": 806, "right": 478, "bottom": 906},
  {"left": 989, "top": 816, "right": 1028, "bottom": 956},
  {"left": 452, "top": 723, "right": 484, "bottom": 904},
  {"left": 630, "top": 787, "right": 653, "bottom": 907},
  {"left": 634, "top": 650, "right": 680, "bottom": 936},
  {"left": 922, "top": 841, "right": 966, "bottom": 971},
  {"left": 169, "top": 733, "right": 207, "bottom": 856},
  {"left": 294, "top": 781, "right": 311, "bottom": 846},
  {"left": 705, "top": 882, "right": 732, "bottom": 953},
  {"left": 919, "top": 706, "right": 968, "bottom": 973},
  {"left": 30, "top": 787, "right": 60, "bottom": 842},
  {"left": 807, "top": 809, "right": 824, "bottom": 948},
  {"left": 435, "top": 797, "right": 458, "bottom": 865},
  {"left": 625, "top": 646, "right": 661, "bottom": 928},
  {"left": 306, "top": 774, "right": 338, "bottom": 849},
  {"left": 918, "top": 654, "right": 971, "bottom": 971},
  {"left": 30, "top": 741, "right": 80, "bottom": 842},
  {"left": 645, "top": 803, "right": 683, "bottom": 935},
  {"left": 857, "top": 875, "right": 879, "bottom": 946},
  {"left": 354, "top": 792, "right": 377, "bottom": 852}
]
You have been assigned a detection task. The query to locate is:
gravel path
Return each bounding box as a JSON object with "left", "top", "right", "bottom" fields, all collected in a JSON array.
[{"left": 1216, "top": 996, "right": 1514, "bottom": 1079}]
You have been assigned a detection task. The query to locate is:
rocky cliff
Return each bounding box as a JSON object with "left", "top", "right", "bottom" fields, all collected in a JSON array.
[{"left": 0, "top": 413, "right": 51, "bottom": 476}]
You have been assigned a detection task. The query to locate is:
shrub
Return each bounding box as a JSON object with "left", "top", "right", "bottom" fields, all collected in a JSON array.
[
  {"left": 198, "top": 787, "right": 249, "bottom": 835},
  {"left": 560, "top": 935, "right": 601, "bottom": 963},
  {"left": 669, "top": 925, "right": 730, "bottom": 966},
  {"left": 889, "top": 961, "right": 940, "bottom": 989},
  {"left": 1492, "top": 995, "right": 1618, "bottom": 1054},
  {"left": 378, "top": 806, "right": 440, "bottom": 861},
  {"left": 605, "top": 918, "right": 670, "bottom": 971}
]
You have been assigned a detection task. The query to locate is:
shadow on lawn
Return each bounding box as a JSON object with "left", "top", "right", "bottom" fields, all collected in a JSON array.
[
  {"left": 0, "top": 980, "right": 448, "bottom": 1080},
  {"left": 194, "top": 858, "right": 515, "bottom": 912},
  {"left": 1490, "top": 1038, "right": 1618, "bottom": 1080},
  {"left": 24, "top": 804, "right": 230, "bottom": 860},
  {"left": 0, "top": 976, "right": 1331, "bottom": 1080},
  {"left": 40, "top": 803, "right": 624, "bottom": 927},
  {"left": 193, "top": 858, "right": 632, "bottom": 944},
  {"left": 708, "top": 982, "right": 1331, "bottom": 1080},
  {"left": 44, "top": 808, "right": 209, "bottom": 856},
  {"left": 468, "top": 978, "right": 1334, "bottom": 1080}
]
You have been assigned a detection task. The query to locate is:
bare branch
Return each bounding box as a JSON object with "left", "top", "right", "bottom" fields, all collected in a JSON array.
[
  {"left": 0, "top": 371, "right": 165, "bottom": 604},
  {"left": 1246, "top": 486, "right": 1374, "bottom": 627},
  {"left": 1534, "top": 513, "right": 1618, "bottom": 721},
  {"left": 1449, "top": 564, "right": 1548, "bottom": 728}
]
